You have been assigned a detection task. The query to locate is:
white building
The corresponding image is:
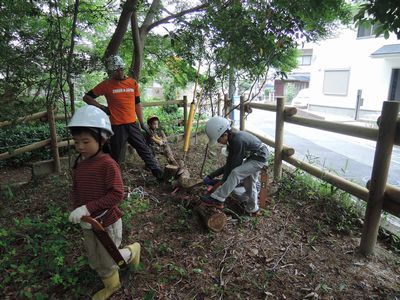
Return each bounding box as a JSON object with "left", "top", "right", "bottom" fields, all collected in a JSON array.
[{"left": 287, "top": 24, "right": 400, "bottom": 120}]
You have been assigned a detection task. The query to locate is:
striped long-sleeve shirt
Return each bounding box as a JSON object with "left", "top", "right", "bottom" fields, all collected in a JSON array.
[{"left": 71, "top": 154, "right": 124, "bottom": 227}]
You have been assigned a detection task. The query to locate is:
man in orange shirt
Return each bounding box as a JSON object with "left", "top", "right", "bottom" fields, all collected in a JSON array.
[{"left": 83, "top": 55, "right": 163, "bottom": 181}]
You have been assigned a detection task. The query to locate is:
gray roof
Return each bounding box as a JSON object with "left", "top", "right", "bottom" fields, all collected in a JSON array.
[{"left": 371, "top": 44, "right": 400, "bottom": 58}]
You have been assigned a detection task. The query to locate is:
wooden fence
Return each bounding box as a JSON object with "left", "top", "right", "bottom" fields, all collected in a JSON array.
[
  {"left": 0, "top": 97, "right": 210, "bottom": 165},
  {"left": 239, "top": 96, "right": 400, "bottom": 256},
  {"left": 3, "top": 95, "right": 398, "bottom": 255}
]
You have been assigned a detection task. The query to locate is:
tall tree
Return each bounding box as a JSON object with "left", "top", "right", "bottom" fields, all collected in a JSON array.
[
  {"left": 104, "top": 0, "right": 207, "bottom": 80},
  {"left": 172, "top": 0, "right": 352, "bottom": 102}
]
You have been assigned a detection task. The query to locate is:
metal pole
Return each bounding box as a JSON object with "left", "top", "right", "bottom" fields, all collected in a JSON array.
[
  {"left": 359, "top": 100, "right": 400, "bottom": 256},
  {"left": 355, "top": 89, "right": 362, "bottom": 120}
]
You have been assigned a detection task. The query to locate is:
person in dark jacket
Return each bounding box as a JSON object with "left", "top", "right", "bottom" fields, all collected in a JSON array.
[{"left": 201, "top": 116, "right": 269, "bottom": 215}]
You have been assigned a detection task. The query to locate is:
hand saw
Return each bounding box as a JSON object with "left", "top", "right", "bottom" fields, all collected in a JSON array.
[{"left": 81, "top": 216, "right": 127, "bottom": 268}]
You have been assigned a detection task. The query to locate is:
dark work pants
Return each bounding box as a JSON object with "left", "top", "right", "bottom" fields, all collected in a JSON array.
[{"left": 110, "top": 123, "right": 161, "bottom": 173}]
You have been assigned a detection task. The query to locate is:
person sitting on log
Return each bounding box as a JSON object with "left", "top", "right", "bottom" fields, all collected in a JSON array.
[
  {"left": 201, "top": 116, "right": 269, "bottom": 215},
  {"left": 145, "top": 115, "right": 179, "bottom": 167}
]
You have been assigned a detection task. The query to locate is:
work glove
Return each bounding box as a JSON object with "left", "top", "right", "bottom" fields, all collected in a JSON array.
[
  {"left": 68, "top": 205, "right": 90, "bottom": 224},
  {"left": 79, "top": 221, "right": 92, "bottom": 230},
  {"left": 203, "top": 175, "right": 218, "bottom": 186},
  {"left": 99, "top": 105, "right": 110, "bottom": 115},
  {"left": 140, "top": 122, "right": 152, "bottom": 137}
]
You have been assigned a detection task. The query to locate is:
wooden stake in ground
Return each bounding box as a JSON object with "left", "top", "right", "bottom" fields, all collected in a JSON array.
[{"left": 259, "top": 166, "right": 269, "bottom": 209}]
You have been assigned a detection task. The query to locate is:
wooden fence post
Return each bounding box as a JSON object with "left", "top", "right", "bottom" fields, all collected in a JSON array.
[
  {"left": 274, "top": 97, "right": 285, "bottom": 181},
  {"left": 47, "top": 105, "right": 61, "bottom": 173},
  {"left": 183, "top": 95, "right": 188, "bottom": 137},
  {"left": 239, "top": 95, "right": 245, "bottom": 131},
  {"left": 359, "top": 100, "right": 400, "bottom": 256}
]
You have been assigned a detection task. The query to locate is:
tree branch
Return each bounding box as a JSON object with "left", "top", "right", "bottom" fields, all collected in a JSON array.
[{"left": 146, "top": 3, "right": 208, "bottom": 33}]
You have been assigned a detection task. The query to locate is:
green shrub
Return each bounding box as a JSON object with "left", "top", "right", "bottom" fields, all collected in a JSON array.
[
  {"left": 0, "top": 122, "right": 70, "bottom": 168},
  {"left": 0, "top": 203, "right": 96, "bottom": 299}
]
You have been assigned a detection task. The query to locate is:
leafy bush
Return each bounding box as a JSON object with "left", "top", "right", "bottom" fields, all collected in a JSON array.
[
  {"left": 0, "top": 121, "right": 70, "bottom": 168},
  {"left": 0, "top": 203, "right": 96, "bottom": 299}
]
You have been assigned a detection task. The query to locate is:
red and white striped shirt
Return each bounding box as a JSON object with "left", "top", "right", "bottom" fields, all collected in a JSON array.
[{"left": 71, "top": 154, "right": 124, "bottom": 227}]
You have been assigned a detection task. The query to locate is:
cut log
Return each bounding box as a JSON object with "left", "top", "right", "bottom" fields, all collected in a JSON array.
[
  {"left": 165, "top": 164, "right": 179, "bottom": 179},
  {"left": 194, "top": 203, "right": 227, "bottom": 232}
]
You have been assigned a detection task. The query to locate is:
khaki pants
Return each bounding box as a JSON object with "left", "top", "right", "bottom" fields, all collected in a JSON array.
[{"left": 82, "top": 219, "right": 129, "bottom": 278}]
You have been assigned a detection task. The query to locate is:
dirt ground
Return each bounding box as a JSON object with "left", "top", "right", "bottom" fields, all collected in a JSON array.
[{"left": 1, "top": 135, "right": 399, "bottom": 299}]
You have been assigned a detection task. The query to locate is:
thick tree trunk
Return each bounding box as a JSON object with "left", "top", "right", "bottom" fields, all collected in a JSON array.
[{"left": 104, "top": 0, "right": 137, "bottom": 59}]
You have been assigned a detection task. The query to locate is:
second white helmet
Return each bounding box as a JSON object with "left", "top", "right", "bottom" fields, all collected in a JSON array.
[
  {"left": 68, "top": 105, "right": 113, "bottom": 136},
  {"left": 106, "top": 55, "right": 125, "bottom": 72},
  {"left": 205, "top": 116, "right": 231, "bottom": 145}
]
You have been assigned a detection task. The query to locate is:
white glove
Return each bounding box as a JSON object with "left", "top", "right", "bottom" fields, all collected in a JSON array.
[
  {"left": 79, "top": 221, "right": 92, "bottom": 230},
  {"left": 68, "top": 205, "right": 90, "bottom": 224}
]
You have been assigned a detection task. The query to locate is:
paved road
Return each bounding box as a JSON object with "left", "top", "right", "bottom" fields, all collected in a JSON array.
[{"left": 245, "top": 110, "right": 400, "bottom": 187}]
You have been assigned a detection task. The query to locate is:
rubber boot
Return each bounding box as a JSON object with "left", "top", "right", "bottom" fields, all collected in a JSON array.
[
  {"left": 126, "top": 242, "right": 141, "bottom": 268},
  {"left": 92, "top": 270, "right": 121, "bottom": 300}
]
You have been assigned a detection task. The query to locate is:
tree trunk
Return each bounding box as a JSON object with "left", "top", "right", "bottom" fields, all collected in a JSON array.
[
  {"left": 104, "top": 0, "right": 137, "bottom": 59},
  {"left": 66, "top": 0, "right": 80, "bottom": 114}
]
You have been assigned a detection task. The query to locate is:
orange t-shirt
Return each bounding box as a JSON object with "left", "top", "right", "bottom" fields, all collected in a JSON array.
[{"left": 92, "top": 77, "right": 140, "bottom": 125}]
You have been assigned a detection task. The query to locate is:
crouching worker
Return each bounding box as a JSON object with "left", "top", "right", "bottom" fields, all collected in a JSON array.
[
  {"left": 201, "top": 116, "right": 269, "bottom": 215},
  {"left": 67, "top": 105, "right": 141, "bottom": 300}
]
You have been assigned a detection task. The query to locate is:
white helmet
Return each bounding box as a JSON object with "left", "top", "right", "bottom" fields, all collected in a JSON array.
[
  {"left": 205, "top": 116, "right": 231, "bottom": 145},
  {"left": 106, "top": 55, "right": 125, "bottom": 72},
  {"left": 68, "top": 105, "right": 113, "bottom": 136}
]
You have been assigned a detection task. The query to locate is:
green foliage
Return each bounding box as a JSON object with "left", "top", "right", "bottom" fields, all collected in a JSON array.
[
  {"left": 120, "top": 190, "right": 152, "bottom": 233},
  {"left": 354, "top": 0, "right": 400, "bottom": 39},
  {"left": 0, "top": 203, "right": 96, "bottom": 298},
  {"left": 0, "top": 121, "right": 70, "bottom": 168},
  {"left": 279, "top": 169, "right": 360, "bottom": 234},
  {"left": 143, "top": 105, "right": 186, "bottom": 136},
  {"left": 174, "top": 0, "right": 352, "bottom": 80}
]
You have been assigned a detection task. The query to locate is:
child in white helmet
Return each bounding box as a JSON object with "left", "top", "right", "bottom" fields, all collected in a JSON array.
[
  {"left": 201, "top": 116, "right": 269, "bottom": 215},
  {"left": 67, "top": 105, "right": 141, "bottom": 300}
]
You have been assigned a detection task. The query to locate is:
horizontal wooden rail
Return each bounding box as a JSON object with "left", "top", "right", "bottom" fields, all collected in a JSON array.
[
  {"left": 0, "top": 110, "right": 49, "bottom": 128},
  {"left": 247, "top": 102, "right": 400, "bottom": 146},
  {"left": 141, "top": 100, "right": 184, "bottom": 107},
  {"left": 285, "top": 115, "right": 381, "bottom": 143},
  {"left": 245, "top": 128, "right": 294, "bottom": 157},
  {"left": 0, "top": 138, "right": 53, "bottom": 160},
  {"left": 245, "top": 126, "right": 400, "bottom": 217}
]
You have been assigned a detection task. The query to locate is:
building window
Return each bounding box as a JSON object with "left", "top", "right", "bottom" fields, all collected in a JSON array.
[
  {"left": 297, "top": 55, "right": 312, "bottom": 66},
  {"left": 389, "top": 69, "right": 400, "bottom": 101},
  {"left": 323, "top": 69, "right": 350, "bottom": 96},
  {"left": 357, "top": 23, "right": 379, "bottom": 38},
  {"left": 298, "top": 49, "right": 313, "bottom": 66}
]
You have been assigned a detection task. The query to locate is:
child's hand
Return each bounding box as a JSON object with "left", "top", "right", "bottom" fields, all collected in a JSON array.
[{"left": 69, "top": 205, "right": 90, "bottom": 224}]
